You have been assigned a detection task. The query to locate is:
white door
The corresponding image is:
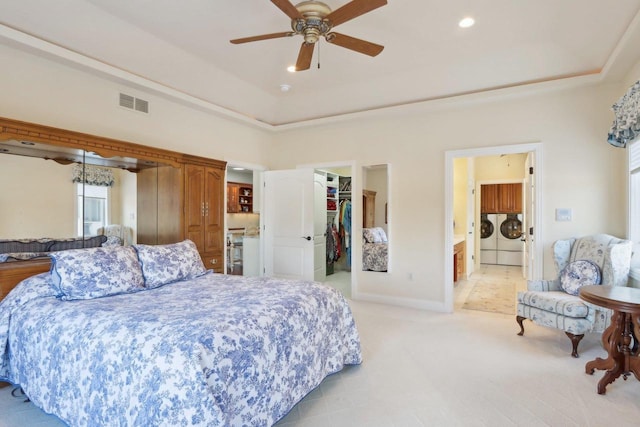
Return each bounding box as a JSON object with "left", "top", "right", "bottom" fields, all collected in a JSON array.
[
  {"left": 263, "top": 169, "right": 326, "bottom": 281},
  {"left": 524, "top": 153, "right": 535, "bottom": 279},
  {"left": 466, "top": 177, "right": 475, "bottom": 276}
]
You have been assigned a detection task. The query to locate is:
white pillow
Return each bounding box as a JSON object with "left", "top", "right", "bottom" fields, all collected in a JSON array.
[
  {"left": 559, "top": 260, "right": 602, "bottom": 296},
  {"left": 133, "top": 240, "right": 207, "bottom": 289},
  {"left": 50, "top": 246, "right": 145, "bottom": 301}
]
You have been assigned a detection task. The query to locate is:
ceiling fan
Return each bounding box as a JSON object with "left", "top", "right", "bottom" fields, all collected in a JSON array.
[{"left": 230, "top": 0, "right": 387, "bottom": 71}]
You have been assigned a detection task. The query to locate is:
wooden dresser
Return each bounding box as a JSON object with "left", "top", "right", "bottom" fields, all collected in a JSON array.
[{"left": 0, "top": 259, "right": 51, "bottom": 301}]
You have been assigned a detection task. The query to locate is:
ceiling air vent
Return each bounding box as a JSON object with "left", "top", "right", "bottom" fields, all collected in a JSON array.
[{"left": 119, "top": 93, "right": 149, "bottom": 114}]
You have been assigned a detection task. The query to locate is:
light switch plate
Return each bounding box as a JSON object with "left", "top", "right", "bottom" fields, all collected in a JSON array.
[{"left": 556, "top": 208, "right": 572, "bottom": 221}]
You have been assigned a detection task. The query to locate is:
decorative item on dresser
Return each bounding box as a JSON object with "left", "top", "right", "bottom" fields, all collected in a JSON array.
[{"left": 0, "top": 116, "right": 227, "bottom": 287}]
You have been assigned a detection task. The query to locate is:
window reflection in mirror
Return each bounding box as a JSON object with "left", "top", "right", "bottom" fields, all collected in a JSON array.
[
  {"left": 0, "top": 140, "right": 154, "bottom": 247},
  {"left": 362, "top": 164, "right": 389, "bottom": 272}
]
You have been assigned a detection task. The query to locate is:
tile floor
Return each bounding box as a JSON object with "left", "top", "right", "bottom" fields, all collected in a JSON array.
[{"left": 453, "top": 263, "right": 527, "bottom": 311}]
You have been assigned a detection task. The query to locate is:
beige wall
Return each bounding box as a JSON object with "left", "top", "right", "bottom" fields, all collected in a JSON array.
[
  {"left": 0, "top": 155, "right": 76, "bottom": 238},
  {"left": 475, "top": 154, "right": 527, "bottom": 181},
  {"left": 0, "top": 41, "right": 633, "bottom": 310},
  {"left": 269, "top": 83, "right": 628, "bottom": 307},
  {"left": 0, "top": 44, "right": 272, "bottom": 170},
  {"left": 0, "top": 154, "right": 138, "bottom": 241}
]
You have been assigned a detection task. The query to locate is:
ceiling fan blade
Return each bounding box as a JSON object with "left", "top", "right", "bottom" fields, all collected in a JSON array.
[
  {"left": 230, "top": 32, "right": 294, "bottom": 44},
  {"left": 295, "top": 42, "right": 315, "bottom": 71},
  {"left": 325, "top": 0, "right": 387, "bottom": 27},
  {"left": 271, "top": 0, "right": 304, "bottom": 20},
  {"left": 326, "top": 32, "right": 384, "bottom": 56}
]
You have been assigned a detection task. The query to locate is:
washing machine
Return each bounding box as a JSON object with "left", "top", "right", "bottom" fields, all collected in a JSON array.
[
  {"left": 496, "top": 213, "right": 523, "bottom": 266},
  {"left": 480, "top": 213, "right": 498, "bottom": 264}
]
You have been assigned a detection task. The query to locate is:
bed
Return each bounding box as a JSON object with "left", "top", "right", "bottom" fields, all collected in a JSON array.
[
  {"left": 0, "top": 240, "right": 362, "bottom": 426},
  {"left": 362, "top": 227, "right": 388, "bottom": 272}
]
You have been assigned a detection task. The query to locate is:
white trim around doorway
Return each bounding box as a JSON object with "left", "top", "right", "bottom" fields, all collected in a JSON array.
[{"left": 444, "top": 142, "right": 543, "bottom": 313}]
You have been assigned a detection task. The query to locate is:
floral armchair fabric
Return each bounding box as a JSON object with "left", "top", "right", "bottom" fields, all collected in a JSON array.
[
  {"left": 516, "top": 234, "right": 633, "bottom": 357},
  {"left": 97, "top": 224, "right": 132, "bottom": 246}
]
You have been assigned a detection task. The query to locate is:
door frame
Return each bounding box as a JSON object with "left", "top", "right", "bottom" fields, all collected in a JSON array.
[
  {"left": 224, "top": 160, "right": 267, "bottom": 275},
  {"left": 444, "top": 142, "right": 543, "bottom": 313},
  {"left": 296, "top": 160, "right": 357, "bottom": 293}
]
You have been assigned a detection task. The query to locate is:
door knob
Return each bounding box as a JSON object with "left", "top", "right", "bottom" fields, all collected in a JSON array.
[{"left": 302, "top": 236, "right": 312, "bottom": 241}]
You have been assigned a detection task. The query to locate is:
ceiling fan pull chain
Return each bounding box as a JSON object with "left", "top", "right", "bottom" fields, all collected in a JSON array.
[{"left": 317, "top": 41, "right": 321, "bottom": 69}]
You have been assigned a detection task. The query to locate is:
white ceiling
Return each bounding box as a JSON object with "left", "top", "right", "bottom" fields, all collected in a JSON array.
[{"left": 2, "top": 0, "right": 640, "bottom": 127}]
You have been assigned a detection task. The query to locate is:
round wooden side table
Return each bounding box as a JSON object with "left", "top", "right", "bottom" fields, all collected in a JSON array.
[{"left": 579, "top": 285, "right": 640, "bottom": 394}]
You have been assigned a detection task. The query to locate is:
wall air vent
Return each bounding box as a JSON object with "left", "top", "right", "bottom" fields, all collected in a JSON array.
[
  {"left": 119, "top": 93, "right": 149, "bottom": 114},
  {"left": 134, "top": 98, "right": 149, "bottom": 113}
]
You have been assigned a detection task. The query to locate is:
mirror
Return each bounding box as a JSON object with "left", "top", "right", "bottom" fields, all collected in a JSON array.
[
  {"left": 0, "top": 138, "right": 163, "bottom": 246},
  {"left": 362, "top": 164, "right": 389, "bottom": 272}
]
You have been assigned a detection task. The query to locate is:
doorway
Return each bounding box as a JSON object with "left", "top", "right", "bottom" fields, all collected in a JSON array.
[
  {"left": 225, "top": 163, "right": 264, "bottom": 277},
  {"left": 286, "top": 161, "right": 356, "bottom": 298},
  {"left": 444, "top": 143, "right": 543, "bottom": 313}
]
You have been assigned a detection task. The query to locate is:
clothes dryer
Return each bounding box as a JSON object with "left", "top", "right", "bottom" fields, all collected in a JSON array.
[
  {"left": 480, "top": 213, "right": 498, "bottom": 264},
  {"left": 496, "top": 213, "right": 523, "bottom": 266}
]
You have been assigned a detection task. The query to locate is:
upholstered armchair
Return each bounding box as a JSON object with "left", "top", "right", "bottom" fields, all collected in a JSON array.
[
  {"left": 97, "top": 224, "right": 131, "bottom": 246},
  {"left": 516, "top": 234, "right": 632, "bottom": 357}
]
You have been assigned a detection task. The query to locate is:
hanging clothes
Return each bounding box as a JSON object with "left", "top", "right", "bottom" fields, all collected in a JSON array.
[
  {"left": 339, "top": 199, "right": 352, "bottom": 270},
  {"left": 326, "top": 222, "right": 338, "bottom": 263},
  {"left": 332, "top": 224, "right": 341, "bottom": 260}
]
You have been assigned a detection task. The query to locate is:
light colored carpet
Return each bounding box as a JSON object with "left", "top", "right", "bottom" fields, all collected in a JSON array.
[
  {"left": 463, "top": 280, "right": 516, "bottom": 315},
  {"left": 5, "top": 273, "right": 640, "bottom": 426}
]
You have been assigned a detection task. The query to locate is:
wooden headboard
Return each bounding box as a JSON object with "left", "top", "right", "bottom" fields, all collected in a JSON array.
[{"left": 0, "top": 259, "right": 51, "bottom": 302}]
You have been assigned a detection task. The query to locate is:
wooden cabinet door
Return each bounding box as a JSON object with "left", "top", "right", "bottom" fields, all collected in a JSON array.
[
  {"left": 204, "top": 167, "right": 224, "bottom": 256},
  {"left": 480, "top": 184, "right": 499, "bottom": 213},
  {"left": 227, "top": 182, "right": 239, "bottom": 213},
  {"left": 498, "top": 183, "right": 523, "bottom": 213},
  {"left": 185, "top": 164, "right": 224, "bottom": 272},
  {"left": 185, "top": 164, "right": 206, "bottom": 251}
]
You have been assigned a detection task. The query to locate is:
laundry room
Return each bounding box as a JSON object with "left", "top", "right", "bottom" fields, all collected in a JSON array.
[
  {"left": 477, "top": 154, "right": 527, "bottom": 268},
  {"left": 452, "top": 152, "right": 530, "bottom": 315}
]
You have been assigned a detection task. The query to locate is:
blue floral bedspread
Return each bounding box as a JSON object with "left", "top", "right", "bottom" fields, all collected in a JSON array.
[{"left": 0, "top": 272, "right": 362, "bottom": 426}]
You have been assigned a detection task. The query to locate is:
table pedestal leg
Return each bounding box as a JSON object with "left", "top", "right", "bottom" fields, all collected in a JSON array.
[{"left": 585, "top": 311, "right": 640, "bottom": 394}]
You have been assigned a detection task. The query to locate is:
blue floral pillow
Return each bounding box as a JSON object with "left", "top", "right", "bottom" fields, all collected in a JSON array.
[
  {"left": 133, "top": 240, "right": 207, "bottom": 289},
  {"left": 560, "top": 259, "right": 602, "bottom": 296},
  {"left": 50, "top": 246, "right": 145, "bottom": 300}
]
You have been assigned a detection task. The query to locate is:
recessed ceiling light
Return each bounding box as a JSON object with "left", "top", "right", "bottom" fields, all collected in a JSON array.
[
  {"left": 232, "top": 167, "right": 245, "bottom": 171},
  {"left": 280, "top": 84, "right": 292, "bottom": 92},
  {"left": 459, "top": 17, "right": 475, "bottom": 28},
  {"left": 287, "top": 65, "right": 296, "bottom": 73}
]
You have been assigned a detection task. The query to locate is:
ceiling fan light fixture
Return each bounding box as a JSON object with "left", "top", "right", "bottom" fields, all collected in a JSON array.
[
  {"left": 459, "top": 16, "right": 475, "bottom": 28},
  {"left": 287, "top": 65, "right": 297, "bottom": 72},
  {"left": 230, "top": 0, "right": 388, "bottom": 72}
]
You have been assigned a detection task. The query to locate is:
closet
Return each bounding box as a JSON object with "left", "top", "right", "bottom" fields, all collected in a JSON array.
[{"left": 324, "top": 171, "right": 352, "bottom": 275}]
